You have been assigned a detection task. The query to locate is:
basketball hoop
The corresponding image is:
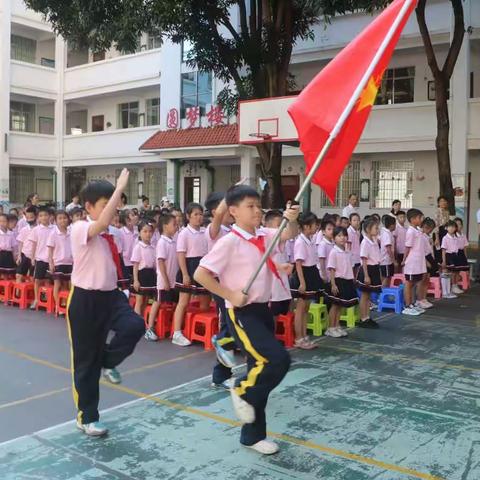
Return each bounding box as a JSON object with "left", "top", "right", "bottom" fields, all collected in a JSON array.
[{"left": 248, "top": 132, "right": 273, "bottom": 141}]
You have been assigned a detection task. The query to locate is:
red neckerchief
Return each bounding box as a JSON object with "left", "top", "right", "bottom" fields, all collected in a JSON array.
[
  {"left": 100, "top": 233, "right": 124, "bottom": 281},
  {"left": 231, "top": 228, "right": 287, "bottom": 291}
]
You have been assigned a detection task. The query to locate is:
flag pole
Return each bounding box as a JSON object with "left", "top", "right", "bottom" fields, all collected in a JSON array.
[{"left": 242, "top": 0, "right": 416, "bottom": 296}]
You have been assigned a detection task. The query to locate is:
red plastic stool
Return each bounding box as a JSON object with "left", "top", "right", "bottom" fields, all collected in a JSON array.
[
  {"left": 189, "top": 312, "right": 219, "bottom": 350},
  {"left": 427, "top": 277, "right": 442, "bottom": 299},
  {"left": 155, "top": 304, "right": 175, "bottom": 339},
  {"left": 56, "top": 290, "right": 70, "bottom": 317},
  {"left": 0, "top": 280, "right": 13, "bottom": 305},
  {"left": 36, "top": 285, "right": 55, "bottom": 313},
  {"left": 390, "top": 274, "right": 405, "bottom": 288},
  {"left": 275, "top": 312, "right": 295, "bottom": 347},
  {"left": 11, "top": 282, "right": 35, "bottom": 309},
  {"left": 458, "top": 271, "right": 470, "bottom": 291}
]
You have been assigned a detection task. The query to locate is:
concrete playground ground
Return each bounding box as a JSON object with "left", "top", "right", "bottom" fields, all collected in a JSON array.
[{"left": 1, "top": 285, "right": 480, "bottom": 479}]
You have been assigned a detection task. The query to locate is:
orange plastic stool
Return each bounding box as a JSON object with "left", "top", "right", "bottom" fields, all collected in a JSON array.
[
  {"left": 56, "top": 290, "right": 70, "bottom": 317},
  {"left": 427, "top": 277, "right": 442, "bottom": 299},
  {"left": 390, "top": 274, "right": 405, "bottom": 288},
  {"left": 189, "top": 312, "right": 219, "bottom": 350},
  {"left": 458, "top": 271, "right": 470, "bottom": 291},
  {"left": 36, "top": 285, "right": 55, "bottom": 313},
  {"left": 155, "top": 304, "right": 175, "bottom": 339},
  {"left": 275, "top": 312, "right": 295, "bottom": 347},
  {"left": 129, "top": 294, "right": 136, "bottom": 308},
  {"left": 0, "top": 280, "right": 13, "bottom": 305},
  {"left": 11, "top": 282, "right": 35, "bottom": 309}
]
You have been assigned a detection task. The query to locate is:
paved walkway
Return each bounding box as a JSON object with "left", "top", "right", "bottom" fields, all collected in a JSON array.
[{"left": 1, "top": 287, "right": 480, "bottom": 479}]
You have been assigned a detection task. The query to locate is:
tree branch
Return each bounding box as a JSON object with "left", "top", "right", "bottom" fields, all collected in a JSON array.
[
  {"left": 415, "top": 0, "right": 441, "bottom": 77},
  {"left": 237, "top": 0, "right": 249, "bottom": 38},
  {"left": 443, "top": 0, "right": 465, "bottom": 79},
  {"left": 220, "top": 17, "right": 242, "bottom": 43}
]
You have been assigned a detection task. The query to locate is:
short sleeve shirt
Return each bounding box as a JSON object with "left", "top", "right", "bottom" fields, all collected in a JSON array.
[
  {"left": 29, "top": 224, "right": 54, "bottom": 262},
  {"left": 177, "top": 225, "right": 208, "bottom": 257},
  {"left": 293, "top": 234, "right": 317, "bottom": 267},
  {"left": 46, "top": 227, "right": 73, "bottom": 266},
  {"left": 379, "top": 227, "right": 394, "bottom": 266},
  {"left": 327, "top": 246, "right": 354, "bottom": 279},
  {"left": 156, "top": 235, "right": 179, "bottom": 290},
  {"left": 131, "top": 241, "right": 156, "bottom": 270},
  {"left": 404, "top": 226, "right": 427, "bottom": 275},
  {"left": 360, "top": 236, "right": 381, "bottom": 265}
]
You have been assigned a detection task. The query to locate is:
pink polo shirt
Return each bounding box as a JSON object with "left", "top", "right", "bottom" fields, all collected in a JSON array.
[
  {"left": 71, "top": 220, "right": 117, "bottom": 291},
  {"left": 151, "top": 229, "right": 160, "bottom": 248},
  {"left": 199, "top": 225, "right": 277, "bottom": 309},
  {"left": 456, "top": 233, "right": 468, "bottom": 250},
  {"left": 422, "top": 233, "right": 433, "bottom": 256},
  {"left": 327, "top": 246, "right": 354, "bottom": 280},
  {"left": 17, "top": 217, "right": 27, "bottom": 231},
  {"left": 360, "top": 236, "right": 381, "bottom": 266},
  {"left": 0, "top": 229, "right": 15, "bottom": 252},
  {"left": 404, "top": 226, "right": 426, "bottom": 275},
  {"left": 206, "top": 223, "right": 231, "bottom": 252},
  {"left": 294, "top": 234, "right": 317, "bottom": 267},
  {"left": 156, "top": 235, "right": 179, "bottom": 290},
  {"left": 177, "top": 225, "right": 208, "bottom": 257},
  {"left": 394, "top": 224, "right": 408, "bottom": 254},
  {"left": 30, "top": 224, "right": 54, "bottom": 262},
  {"left": 379, "top": 227, "right": 394, "bottom": 266},
  {"left": 271, "top": 247, "right": 291, "bottom": 302},
  {"left": 131, "top": 241, "right": 156, "bottom": 270},
  {"left": 121, "top": 226, "right": 138, "bottom": 267},
  {"left": 441, "top": 233, "right": 458, "bottom": 254},
  {"left": 347, "top": 226, "right": 361, "bottom": 265},
  {"left": 318, "top": 238, "right": 335, "bottom": 260},
  {"left": 17, "top": 225, "right": 34, "bottom": 258},
  {"left": 46, "top": 227, "right": 73, "bottom": 266}
]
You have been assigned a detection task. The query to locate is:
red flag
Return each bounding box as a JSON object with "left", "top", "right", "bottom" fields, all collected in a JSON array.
[{"left": 288, "top": 0, "right": 417, "bottom": 203}]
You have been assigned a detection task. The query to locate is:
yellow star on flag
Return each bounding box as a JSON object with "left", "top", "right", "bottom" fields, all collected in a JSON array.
[{"left": 358, "top": 76, "right": 380, "bottom": 111}]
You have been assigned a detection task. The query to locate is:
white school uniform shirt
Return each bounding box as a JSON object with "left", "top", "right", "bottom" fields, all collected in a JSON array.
[
  {"left": 404, "top": 226, "right": 427, "bottom": 275},
  {"left": 347, "top": 226, "right": 361, "bottom": 266},
  {"left": 294, "top": 233, "right": 317, "bottom": 267},
  {"left": 456, "top": 233, "right": 468, "bottom": 250},
  {"left": 342, "top": 204, "right": 359, "bottom": 219},
  {"left": 327, "top": 245, "right": 354, "bottom": 280},
  {"left": 441, "top": 233, "right": 458, "bottom": 254},
  {"left": 360, "top": 236, "right": 381, "bottom": 266},
  {"left": 156, "top": 235, "right": 178, "bottom": 290},
  {"left": 379, "top": 227, "right": 394, "bottom": 266},
  {"left": 176, "top": 224, "right": 208, "bottom": 257}
]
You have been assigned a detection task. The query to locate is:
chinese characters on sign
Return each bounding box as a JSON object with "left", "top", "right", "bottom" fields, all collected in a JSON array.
[
  {"left": 166, "top": 108, "right": 179, "bottom": 129},
  {"left": 206, "top": 105, "right": 226, "bottom": 126},
  {"left": 167, "top": 105, "right": 227, "bottom": 129},
  {"left": 185, "top": 106, "right": 200, "bottom": 128}
]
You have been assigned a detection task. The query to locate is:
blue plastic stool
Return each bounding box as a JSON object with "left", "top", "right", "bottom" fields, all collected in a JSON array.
[
  {"left": 357, "top": 289, "right": 379, "bottom": 304},
  {"left": 377, "top": 285, "right": 405, "bottom": 314}
]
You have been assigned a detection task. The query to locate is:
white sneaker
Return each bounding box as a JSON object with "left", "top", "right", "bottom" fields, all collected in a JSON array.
[
  {"left": 443, "top": 293, "right": 458, "bottom": 299},
  {"left": 402, "top": 306, "right": 421, "bottom": 316},
  {"left": 230, "top": 388, "right": 255, "bottom": 424},
  {"left": 417, "top": 300, "right": 433, "bottom": 309},
  {"left": 452, "top": 285, "right": 464, "bottom": 295},
  {"left": 335, "top": 327, "right": 348, "bottom": 337},
  {"left": 246, "top": 439, "right": 279, "bottom": 455},
  {"left": 413, "top": 305, "right": 425, "bottom": 314},
  {"left": 325, "top": 328, "right": 342, "bottom": 338},
  {"left": 144, "top": 328, "right": 159, "bottom": 341},
  {"left": 76, "top": 421, "right": 108, "bottom": 437},
  {"left": 172, "top": 331, "right": 191, "bottom": 347}
]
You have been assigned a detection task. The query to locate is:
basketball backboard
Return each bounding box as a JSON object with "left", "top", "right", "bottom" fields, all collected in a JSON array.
[{"left": 238, "top": 96, "right": 300, "bottom": 144}]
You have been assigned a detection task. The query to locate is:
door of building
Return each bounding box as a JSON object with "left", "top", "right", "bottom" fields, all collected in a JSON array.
[
  {"left": 184, "top": 177, "right": 201, "bottom": 209},
  {"left": 92, "top": 115, "right": 104, "bottom": 132},
  {"left": 65, "top": 168, "right": 87, "bottom": 203},
  {"left": 281, "top": 175, "right": 300, "bottom": 203}
]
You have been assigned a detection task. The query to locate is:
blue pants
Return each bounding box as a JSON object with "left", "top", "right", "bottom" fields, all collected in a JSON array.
[{"left": 226, "top": 303, "right": 291, "bottom": 445}]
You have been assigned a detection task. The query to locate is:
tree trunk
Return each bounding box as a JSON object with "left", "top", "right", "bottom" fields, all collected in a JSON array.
[
  {"left": 435, "top": 74, "right": 455, "bottom": 215},
  {"left": 256, "top": 142, "right": 285, "bottom": 208}
]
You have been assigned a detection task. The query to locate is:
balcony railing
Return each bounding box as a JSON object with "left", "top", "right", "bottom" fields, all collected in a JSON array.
[
  {"left": 8, "top": 132, "right": 57, "bottom": 163},
  {"left": 10, "top": 61, "right": 57, "bottom": 97}
]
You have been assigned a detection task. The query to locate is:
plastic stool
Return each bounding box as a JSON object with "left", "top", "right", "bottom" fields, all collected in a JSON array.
[
  {"left": 11, "top": 282, "right": 35, "bottom": 309},
  {"left": 458, "top": 271, "right": 470, "bottom": 291},
  {"left": 340, "top": 305, "right": 360, "bottom": 328},
  {"left": 0, "top": 280, "right": 13, "bottom": 305},
  {"left": 56, "top": 290, "right": 70, "bottom": 317},
  {"left": 275, "top": 312, "right": 295, "bottom": 347},
  {"left": 36, "top": 285, "right": 55, "bottom": 314},
  {"left": 128, "top": 294, "right": 136, "bottom": 308},
  {"left": 155, "top": 304, "right": 175, "bottom": 339},
  {"left": 189, "top": 312, "right": 219, "bottom": 350},
  {"left": 308, "top": 303, "right": 328, "bottom": 336},
  {"left": 377, "top": 285, "right": 404, "bottom": 314},
  {"left": 427, "top": 277, "right": 442, "bottom": 299},
  {"left": 390, "top": 274, "right": 405, "bottom": 288}
]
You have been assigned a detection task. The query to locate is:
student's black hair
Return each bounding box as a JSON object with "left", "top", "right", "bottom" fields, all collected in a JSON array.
[
  {"left": 383, "top": 215, "right": 396, "bottom": 229},
  {"left": 160, "top": 208, "right": 171, "bottom": 216},
  {"left": 130, "top": 208, "right": 139, "bottom": 216},
  {"left": 396, "top": 210, "right": 406, "bottom": 217},
  {"left": 9, "top": 208, "right": 19, "bottom": 216},
  {"left": 298, "top": 212, "right": 317, "bottom": 228},
  {"left": 37, "top": 206, "right": 50, "bottom": 214},
  {"left": 437, "top": 195, "right": 448, "bottom": 205},
  {"left": 121, "top": 192, "right": 128, "bottom": 204},
  {"left": 118, "top": 210, "right": 129, "bottom": 226},
  {"left": 454, "top": 217, "right": 463, "bottom": 225},
  {"left": 158, "top": 213, "right": 176, "bottom": 234},
  {"left": 421, "top": 217, "right": 435, "bottom": 229},
  {"left": 138, "top": 220, "right": 154, "bottom": 232},
  {"left": 333, "top": 226, "right": 348, "bottom": 238},
  {"left": 406, "top": 208, "right": 424, "bottom": 222},
  {"left": 225, "top": 185, "right": 260, "bottom": 207},
  {"left": 340, "top": 216, "right": 349, "bottom": 223},
  {"left": 185, "top": 202, "right": 204, "bottom": 216},
  {"left": 264, "top": 209, "right": 283, "bottom": 224},
  {"left": 445, "top": 220, "right": 457, "bottom": 230},
  {"left": 349, "top": 212, "right": 360, "bottom": 221},
  {"left": 348, "top": 193, "right": 357, "bottom": 200},
  {"left": 205, "top": 192, "right": 225, "bottom": 213},
  {"left": 392, "top": 199, "right": 401, "bottom": 207},
  {"left": 70, "top": 207, "right": 83, "bottom": 217},
  {"left": 141, "top": 195, "right": 149, "bottom": 202},
  {"left": 363, "top": 216, "right": 379, "bottom": 234},
  {"left": 80, "top": 180, "right": 115, "bottom": 206},
  {"left": 321, "top": 219, "right": 335, "bottom": 231},
  {"left": 55, "top": 210, "right": 69, "bottom": 220},
  {"left": 330, "top": 213, "right": 340, "bottom": 222},
  {"left": 371, "top": 213, "right": 381, "bottom": 221}
]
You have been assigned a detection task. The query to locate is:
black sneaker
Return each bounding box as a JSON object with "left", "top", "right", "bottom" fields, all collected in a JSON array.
[{"left": 358, "top": 318, "right": 379, "bottom": 329}]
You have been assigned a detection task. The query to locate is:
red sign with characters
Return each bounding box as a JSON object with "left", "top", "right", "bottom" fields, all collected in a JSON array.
[
  {"left": 185, "top": 106, "right": 200, "bottom": 128},
  {"left": 206, "top": 105, "right": 226, "bottom": 126},
  {"left": 166, "top": 108, "right": 179, "bottom": 129}
]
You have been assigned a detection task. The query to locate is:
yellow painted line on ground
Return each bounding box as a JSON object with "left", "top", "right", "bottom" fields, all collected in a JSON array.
[
  {"left": 321, "top": 344, "right": 480, "bottom": 374},
  {"left": 0, "top": 345, "right": 443, "bottom": 480},
  {"left": 0, "top": 387, "right": 70, "bottom": 410}
]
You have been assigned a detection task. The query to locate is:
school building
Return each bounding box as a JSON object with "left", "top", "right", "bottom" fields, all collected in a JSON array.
[{"left": 1, "top": 0, "right": 480, "bottom": 239}]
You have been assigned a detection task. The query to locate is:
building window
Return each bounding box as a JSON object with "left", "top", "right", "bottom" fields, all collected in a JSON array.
[
  {"left": 118, "top": 102, "right": 139, "bottom": 129},
  {"left": 146, "top": 98, "right": 160, "bottom": 126},
  {"left": 144, "top": 167, "right": 167, "bottom": 205},
  {"left": 147, "top": 31, "right": 162, "bottom": 50},
  {"left": 10, "top": 101, "right": 36, "bottom": 133},
  {"left": 181, "top": 71, "right": 212, "bottom": 117},
  {"left": 9, "top": 166, "right": 34, "bottom": 204},
  {"left": 39, "top": 117, "right": 54, "bottom": 135},
  {"left": 115, "top": 168, "right": 138, "bottom": 202},
  {"left": 230, "top": 165, "right": 240, "bottom": 184},
  {"left": 182, "top": 40, "right": 194, "bottom": 63},
  {"left": 319, "top": 161, "right": 360, "bottom": 208},
  {"left": 371, "top": 160, "right": 413, "bottom": 209},
  {"left": 376, "top": 67, "right": 415, "bottom": 105},
  {"left": 11, "top": 35, "right": 36, "bottom": 64}
]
